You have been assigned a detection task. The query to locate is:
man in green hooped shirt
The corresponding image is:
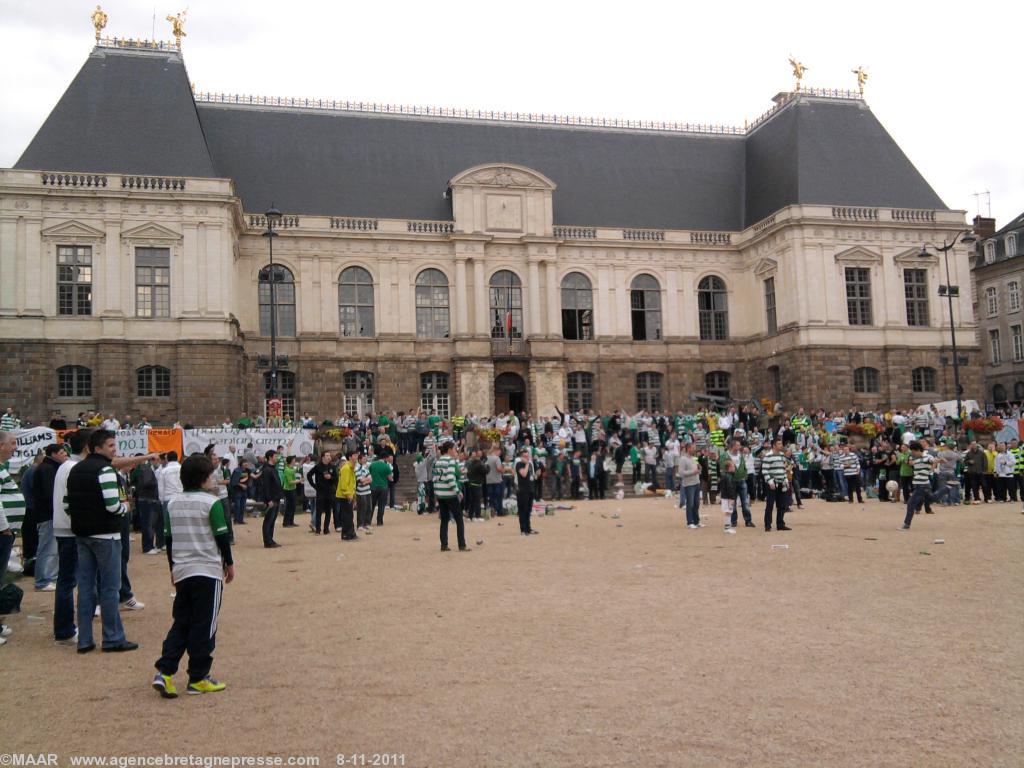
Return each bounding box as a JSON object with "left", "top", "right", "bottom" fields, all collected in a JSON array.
[
  {"left": 896, "top": 444, "right": 914, "bottom": 500},
  {"left": 368, "top": 454, "right": 393, "bottom": 526},
  {"left": 427, "top": 411, "right": 442, "bottom": 437}
]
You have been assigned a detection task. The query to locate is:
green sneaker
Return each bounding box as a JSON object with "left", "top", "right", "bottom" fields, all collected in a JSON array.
[
  {"left": 152, "top": 673, "right": 178, "bottom": 699},
  {"left": 187, "top": 676, "right": 226, "bottom": 695}
]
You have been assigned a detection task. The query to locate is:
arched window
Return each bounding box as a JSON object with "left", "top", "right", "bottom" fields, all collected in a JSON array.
[
  {"left": 767, "top": 365, "right": 782, "bottom": 404},
  {"left": 415, "top": 269, "right": 450, "bottom": 338},
  {"left": 992, "top": 384, "right": 1007, "bottom": 403},
  {"left": 705, "top": 371, "right": 731, "bottom": 400},
  {"left": 630, "top": 274, "right": 662, "bottom": 341},
  {"left": 264, "top": 370, "right": 296, "bottom": 421},
  {"left": 420, "top": 372, "right": 450, "bottom": 418},
  {"left": 57, "top": 365, "right": 92, "bottom": 398},
  {"left": 343, "top": 371, "right": 374, "bottom": 417},
  {"left": 567, "top": 372, "right": 594, "bottom": 412},
  {"left": 137, "top": 365, "right": 171, "bottom": 398},
  {"left": 338, "top": 267, "right": 374, "bottom": 338},
  {"left": 258, "top": 264, "right": 296, "bottom": 337},
  {"left": 561, "top": 272, "right": 593, "bottom": 340},
  {"left": 853, "top": 367, "right": 879, "bottom": 394},
  {"left": 911, "top": 367, "right": 937, "bottom": 393},
  {"left": 636, "top": 372, "right": 662, "bottom": 412},
  {"left": 1014, "top": 381, "right": 1024, "bottom": 401},
  {"left": 698, "top": 276, "right": 728, "bottom": 340},
  {"left": 489, "top": 270, "right": 523, "bottom": 339}
]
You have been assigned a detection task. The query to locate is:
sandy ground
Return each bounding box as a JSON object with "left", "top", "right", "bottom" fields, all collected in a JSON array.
[{"left": 3, "top": 494, "right": 1023, "bottom": 768}]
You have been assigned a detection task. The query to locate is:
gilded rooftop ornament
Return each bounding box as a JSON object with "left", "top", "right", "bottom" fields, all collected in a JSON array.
[
  {"left": 852, "top": 66, "right": 868, "bottom": 96},
  {"left": 91, "top": 5, "right": 108, "bottom": 43},
  {"left": 166, "top": 9, "right": 187, "bottom": 49},
  {"left": 788, "top": 56, "right": 808, "bottom": 92}
]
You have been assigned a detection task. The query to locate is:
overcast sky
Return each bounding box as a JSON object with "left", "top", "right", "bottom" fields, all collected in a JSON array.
[{"left": 2, "top": 0, "right": 1021, "bottom": 228}]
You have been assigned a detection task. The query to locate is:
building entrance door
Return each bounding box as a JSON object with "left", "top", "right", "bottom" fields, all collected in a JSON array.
[{"left": 495, "top": 372, "right": 526, "bottom": 415}]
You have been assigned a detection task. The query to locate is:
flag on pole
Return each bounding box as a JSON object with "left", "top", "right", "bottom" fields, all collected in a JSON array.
[{"left": 505, "top": 286, "right": 514, "bottom": 348}]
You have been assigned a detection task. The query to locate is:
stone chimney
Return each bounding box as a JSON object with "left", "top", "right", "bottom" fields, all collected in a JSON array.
[{"left": 972, "top": 215, "right": 996, "bottom": 239}]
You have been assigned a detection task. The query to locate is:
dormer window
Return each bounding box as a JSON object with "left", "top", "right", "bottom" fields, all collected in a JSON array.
[
  {"left": 1006, "top": 233, "right": 1018, "bottom": 258},
  {"left": 984, "top": 241, "right": 996, "bottom": 264}
]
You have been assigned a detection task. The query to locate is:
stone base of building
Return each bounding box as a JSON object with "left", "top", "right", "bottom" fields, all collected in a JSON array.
[{"left": 0, "top": 337, "right": 984, "bottom": 425}]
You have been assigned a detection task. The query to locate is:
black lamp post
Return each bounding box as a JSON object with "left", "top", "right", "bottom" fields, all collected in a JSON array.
[
  {"left": 263, "top": 204, "right": 282, "bottom": 402},
  {"left": 919, "top": 229, "right": 977, "bottom": 433}
]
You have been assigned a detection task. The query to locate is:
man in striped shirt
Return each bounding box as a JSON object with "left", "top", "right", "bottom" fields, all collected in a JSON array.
[
  {"left": 762, "top": 439, "right": 792, "bottom": 532},
  {"left": 0, "top": 431, "right": 25, "bottom": 643},
  {"left": 900, "top": 442, "right": 937, "bottom": 530},
  {"left": 432, "top": 441, "right": 468, "bottom": 552},
  {"left": 841, "top": 445, "right": 864, "bottom": 504}
]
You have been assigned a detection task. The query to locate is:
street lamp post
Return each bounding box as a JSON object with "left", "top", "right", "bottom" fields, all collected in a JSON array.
[
  {"left": 263, "top": 204, "right": 282, "bottom": 405},
  {"left": 919, "top": 229, "right": 977, "bottom": 434}
]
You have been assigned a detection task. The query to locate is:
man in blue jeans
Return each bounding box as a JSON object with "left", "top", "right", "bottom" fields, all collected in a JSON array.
[
  {"left": 32, "top": 443, "right": 68, "bottom": 591},
  {"left": 66, "top": 429, "right": 138, "bottom": 653},
  {"left": 677, "top": 444, "right": 702, "bottom": 529}
]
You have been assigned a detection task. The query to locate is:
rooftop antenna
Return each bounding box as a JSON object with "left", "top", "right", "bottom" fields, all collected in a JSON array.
[
  {"left": 971, "top": 190, "right": 991, "bottom": 218},
  {"left": 152, "top": 7, "right": 155, "bottom": 39}
]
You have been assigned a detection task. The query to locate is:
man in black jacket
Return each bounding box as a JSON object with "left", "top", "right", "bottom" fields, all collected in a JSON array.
[
  {"left": 306, "top": 452, "right": 337, "bottom": 535},
  {"left": 259, "top": 449, "right": 284, "bottom": 548},
  {"left": 66, "top": 429, "right": 138, "bottom": 653},
  {"left": 32, "top": 443, "right": 67, "bottom": 591}
]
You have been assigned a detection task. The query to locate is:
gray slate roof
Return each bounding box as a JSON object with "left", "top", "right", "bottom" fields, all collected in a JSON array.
[{"left": 15, "top": 46, "right": 947, "bottom": 231}]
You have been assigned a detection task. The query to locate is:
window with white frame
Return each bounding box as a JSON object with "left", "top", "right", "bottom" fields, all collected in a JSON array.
[
  {"left": 419, "top": 372, "right": 450, "bottom": 418},
  {"left": 57, "top": 245, "right": 93, "bottom": 316},
  {"left": 990, "top": 329, "right": 1002, "bottom": 365},
  {"left": 1006, "top": 233, "right": 1018, "bottom": 258},
  {"left": 984, "top": 241, "right": 996, "bottom": 264},
  {"left": 986, "top": 286, "right": 999, "bottom": 317},
  {"left": 903, "top": 269, "right": 929, "bottom": 327},
  {"left": 845, "top": 267, "right": 872, "bottom": 326},
  {"left": 135, "top": 248, "right": 170, "bottom": 318},
  {"left": 1008, "top": 281, "right": 1020, "bottom": 313},
  {"left": 343, "top": 371, "right": 374, "bottom": 417},
  {"left": 1012, "top": 325, "right": 1023, "bottom": 362}
]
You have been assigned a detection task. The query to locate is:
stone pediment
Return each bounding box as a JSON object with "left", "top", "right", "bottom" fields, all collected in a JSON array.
[
  {"left": 449, "top": 163, "right": 557, "bottom": 191},
  {"left": 894, "top": 246, "right": 936, "bottom": 265},
  {"left": 40, "top": 220, "right": 106, "bottom": 240},
  {"left": 833, "top": 245, "right": 882, "bottom": 264},
  {"left": 121, "top": 221, "right": 182, "bottom": 241},
  {"left": 753, "top": 257, "right": 778, "bottom": 277}
]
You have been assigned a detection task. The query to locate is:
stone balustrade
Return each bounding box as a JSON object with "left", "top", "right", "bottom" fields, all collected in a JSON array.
[
  {"left": 553, "top": 226, "right": 597, "bottom": 239},
  {"left": 407, "top": 220, "right": 454, "bottom": 234}
]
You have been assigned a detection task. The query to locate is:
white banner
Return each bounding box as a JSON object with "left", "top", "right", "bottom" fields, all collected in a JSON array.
[
  {"left": 183, "top": 428, "right": 316, "bottom": 460},
  {"left": 116, "top": 429, "right": 150, "bottom": 456},
  {"left": 9, "top": 427, "right": 58, "bottom": 470}
]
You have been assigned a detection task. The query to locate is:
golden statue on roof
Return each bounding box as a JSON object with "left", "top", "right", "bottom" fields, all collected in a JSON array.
[
  {"left": 788, "top": 56, "right": 808, "bottom": 92},
  {"left": 91, "top": 5, "right": 108, "bottom": 43},
  {"left": 852, "top": 66, "right": 868, "bottom": 95},
  {"left": 166, "top": 9, "right": 187, "bottom": 49}
]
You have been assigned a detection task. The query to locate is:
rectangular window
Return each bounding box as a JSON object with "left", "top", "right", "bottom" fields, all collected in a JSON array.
[
  {"left": 57, "top": 245, "right": 92, "bottom": 316},
  {"left": 135, "top": 248, "right": 170, "bottom": 318},
  {"left": 1012, "top": 325, "right": 1023, "bottom": 362},
  {"left": 985, "top": 287, "right": 998, "bottom": 317},
  {"left": 903, "top": 269, "right": 929, "bottom": 327},
  {"left": 990, "top": 329, "right": 1002, "bottom": 365},
  {"left": 764, "top": 277, "right": 777, "bottom": 334},
  {"left": 845, "top": 267, "right": 872, "bottom": 326},
  {"left": 1008, "top": 281, "right": 1020, "bottom": 313}
]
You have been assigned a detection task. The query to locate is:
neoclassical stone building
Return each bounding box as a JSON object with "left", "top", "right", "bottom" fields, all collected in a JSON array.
[{"left": 0, "top": 40, "right": 981, "bottom": 423}]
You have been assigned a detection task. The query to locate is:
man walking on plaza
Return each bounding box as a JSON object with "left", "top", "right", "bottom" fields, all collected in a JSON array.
[
  {"left": 368, "top": 452, "right": 393, "bottom": 526},
  {"left": 762, "top": 438, "right": 791, "bottom": 532},
  {"left": 433, "top": 441, "right": 468, "bottom": 551},
  {"left": 334, "top": 451, "right": 359, "bottom": 541},
  {"left": 900, "top": 442, "right": 937, "bottom": 530},
  {"left": 514, "top": 447, "right": 538, "bottom": 536},
  {"left": 259, "top": 449, "right": 284, "bottom": 548},
  {"left": 66, "top": 429, "right": 138, "bottom": 653},
  {"left": 677, "top": 443, "right": 702, "bottom": 529},
  {"left": 307, "top": 452, "right": 336, "bottom": 535}
]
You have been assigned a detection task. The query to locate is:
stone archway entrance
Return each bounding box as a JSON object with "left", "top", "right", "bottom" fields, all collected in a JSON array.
[{"left": 495, "top": 372, "right": 526, "bottom": 415}]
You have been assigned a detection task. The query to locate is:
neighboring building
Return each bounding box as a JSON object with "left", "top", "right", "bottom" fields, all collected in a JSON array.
[
  {"left": 970, "top": 212, "right": 1024, "bottom": 406},
  {"left": 0, "top": 40, "right": 982, "bottom": 423}
]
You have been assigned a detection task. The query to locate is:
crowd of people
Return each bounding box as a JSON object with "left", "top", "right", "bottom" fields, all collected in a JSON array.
[{"left": 0, "top": 399, "right": 1022, "bottom": 696}]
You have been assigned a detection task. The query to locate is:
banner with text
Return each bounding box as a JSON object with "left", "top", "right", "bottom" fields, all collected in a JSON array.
[
  {"left": 182, "top": 428, "right": 316, "bottom": 460},
  {"left": 8, "top": 427, "right": 57, "bottom": 471}
]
